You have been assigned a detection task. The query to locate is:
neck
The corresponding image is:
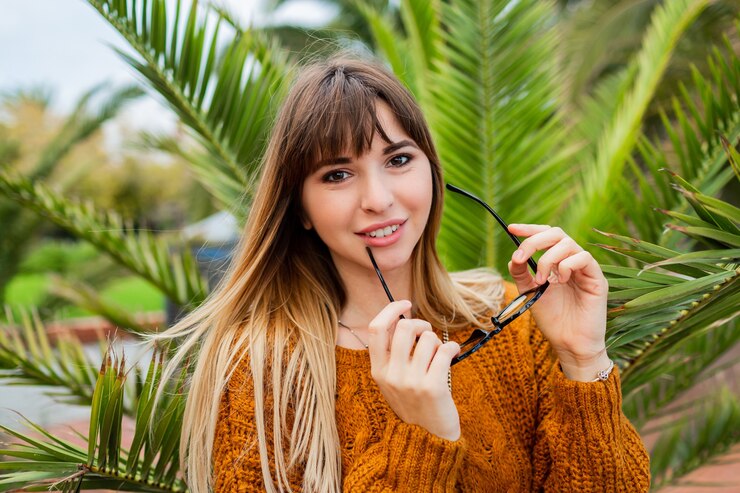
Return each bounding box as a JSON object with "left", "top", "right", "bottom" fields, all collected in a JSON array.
[{"left": 335, "top": 257, "right": 415, "bottom": 328}]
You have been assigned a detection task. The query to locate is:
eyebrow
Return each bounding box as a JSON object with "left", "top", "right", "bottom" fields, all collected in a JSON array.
[{"left": 316, "top": 139, "right": 419, "bottom": 167}]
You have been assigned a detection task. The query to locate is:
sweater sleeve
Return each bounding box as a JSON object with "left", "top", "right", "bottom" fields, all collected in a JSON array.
[
  {"left": 528, "top": 317, "right": 651, "bottom": 492},
  {"left": 341, "top": 415, "right": 467, "bottom": 492}
]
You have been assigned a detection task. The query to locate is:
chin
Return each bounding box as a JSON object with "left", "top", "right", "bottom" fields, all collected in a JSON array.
[{"left": 368, "top": 244, "right": 417, "bottom": 272}]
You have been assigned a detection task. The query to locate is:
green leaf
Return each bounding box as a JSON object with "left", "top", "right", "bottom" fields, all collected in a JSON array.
[
  {"left": 567, "top": 0, "right": 711, "bottom": 242},
  {"left": 624, "top": 270, "right": 735, "bottom": 309}
]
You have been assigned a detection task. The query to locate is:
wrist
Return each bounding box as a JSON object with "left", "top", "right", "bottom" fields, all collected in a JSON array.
[
  {"left": 434, "top": 427, "right": 461, "bottom": 442},
  {"left": 557, "top": 348, "right": 611, "bottom": 382},
  {"left": 423, "top": 420, "right": 460, "bottom": 442}
]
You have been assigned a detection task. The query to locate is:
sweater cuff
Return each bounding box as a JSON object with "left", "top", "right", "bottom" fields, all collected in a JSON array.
[
  {"left": 551, "top": 363, "right": 624, "bottom": 438},
  {"left": 382, "top": 418, "right": 466, "bottom": 491}
]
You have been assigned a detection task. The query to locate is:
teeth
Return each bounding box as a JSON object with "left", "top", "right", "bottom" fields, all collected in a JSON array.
[{"left": 367, "top": 224, "right": 399, "bottom": 238}]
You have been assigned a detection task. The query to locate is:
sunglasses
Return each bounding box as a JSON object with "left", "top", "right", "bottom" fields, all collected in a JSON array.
[{"left": 365, "top": 183, "right": 549, "bottom": 366}]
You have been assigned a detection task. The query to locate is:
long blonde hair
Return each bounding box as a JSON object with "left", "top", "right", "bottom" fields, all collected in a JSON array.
[{"left": 152, "top": 53, "right": 504, "bottom": 493}]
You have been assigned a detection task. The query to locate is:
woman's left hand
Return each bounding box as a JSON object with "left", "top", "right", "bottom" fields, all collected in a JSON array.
[{"left": 506, "top": 224, "right": 611, "bottom": 381}]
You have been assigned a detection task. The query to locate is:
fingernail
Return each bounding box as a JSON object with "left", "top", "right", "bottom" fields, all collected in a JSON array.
[
  {"left": 514, "top": 249, "right": 524, "bottom": 261},
  {"left": 535, "top": 271, "right": 543, "bottom": 284}
]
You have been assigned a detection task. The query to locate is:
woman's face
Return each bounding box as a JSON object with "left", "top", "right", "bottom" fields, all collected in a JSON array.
[{"left": 301, "top": 100, "right": 434, "bottom": 276}]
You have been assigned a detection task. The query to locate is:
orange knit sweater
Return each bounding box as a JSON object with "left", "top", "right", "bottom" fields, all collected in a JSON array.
[{"left": 212, "top": 281, "right": 650, "bottom": 491}]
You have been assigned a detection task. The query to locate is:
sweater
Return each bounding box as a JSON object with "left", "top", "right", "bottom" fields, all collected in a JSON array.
[{"left": 212, "top": 281, "right": 651, "bottom": 491}]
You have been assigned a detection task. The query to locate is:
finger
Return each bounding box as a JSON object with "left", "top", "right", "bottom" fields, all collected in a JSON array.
[
  {"left": 533, "top": 237, "right": 583, "bottom": 285},
  {"left": 409, "top": 330, "right": 442, "bottom": 376},
  {"left": 509, "top": 226, "right": 567, "bottom": 285},
  {"left": 511, "top": 226, "right": 567, "bottom": 265},
  {"left": 427, "top": 341, "right": 460, "bottom": 384},
  {"left": 508, "top": 258, "right": 537, "bottom": 291},
  {"left": 368, "top": 300, "right": 412, "bottom": 369},
  {"left": 507, "top": 223, "right": 552, "bottom": 236},
  {"left": 557, "top": 250, "right": 603, "bottom": 284},
  {"left": 389, "top": 319, "right": 433, "bottom": 369}
]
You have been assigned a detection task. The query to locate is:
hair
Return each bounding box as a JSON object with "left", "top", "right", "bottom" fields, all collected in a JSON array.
[{"left": 151, "top": 52, "right": 505, "bottom": 493}]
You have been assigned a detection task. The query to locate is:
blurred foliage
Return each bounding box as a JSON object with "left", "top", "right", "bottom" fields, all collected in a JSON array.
[
  {"left": 0, "top": 92, "right": 215, "bottom": 231},
  {"left": 18, "top": 241, "right": 100, "bottom": 276},
  {"left": 0, "top": 86, "right": 216, "bottom": 309}
]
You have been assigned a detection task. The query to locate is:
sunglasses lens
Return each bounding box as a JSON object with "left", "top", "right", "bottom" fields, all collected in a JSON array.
[{"left": 497, "top": 289, "right": 538, "bottom": 322}]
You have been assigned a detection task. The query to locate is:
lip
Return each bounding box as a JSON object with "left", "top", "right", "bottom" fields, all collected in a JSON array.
[
  {"left": 357, "top": 219, "right": 407, "bottom": 234},
  {"left": 356, "top": 219, "right": 407, "bottom": 247}
]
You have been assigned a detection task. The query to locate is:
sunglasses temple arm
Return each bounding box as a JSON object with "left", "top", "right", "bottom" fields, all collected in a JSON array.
[
  {"left": 445, "top": 183, "right": 538, "bottom": 273},
  {"left": 366, "top": 247, "right": 405, "bottom": 319}
]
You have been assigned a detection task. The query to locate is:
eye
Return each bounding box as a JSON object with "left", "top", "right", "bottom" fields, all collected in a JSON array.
[
  {"left": 388, "top": 154, "right": 411, "bottom": 167},
  {"left": 321, "top": 169, "right": 351, "bottom": 183}
]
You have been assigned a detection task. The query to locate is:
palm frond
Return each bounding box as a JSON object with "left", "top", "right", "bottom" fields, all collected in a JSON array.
[
  {"left": 0, "top": 171, "right": 208, "bottom": 309},
  {"left": 30, "top": 84, "right": 143, "bottom": 182},
  {"left": 558, "top": 0, "right": 656, "bottom": 111},
  {"left": 0, "top": 306, "right": 129, "bottom": 413},
  {"left": 0, "top": 85, "right": 141, "bottom": 303},
  {"left": 424, "top": 0, "right": 575, "bottom": 271},
  {"left": 622, "top": 27, "right": 740, "bottom": 248},
  {"left": 398, "top": 0, "right": 441, "bottom": 93},
  {"left": 136, "top": 132, "right": 241, "bottom": 214},
  {"left": 622, "top": 312, "right": 740, "bottom": 428},
  {"left": 360, "top": 0, "right": 573, "bottom": 272},
  {"left": 723, "top": 133, "right": 740, "bottom": 181},
  {"left": 47, "top": 275, "right": 152, "bottom": 336},
  {"left": 566, "top": 0, "right": 710, "bottom": 243},
  {"left": 86, "top": 0, "right": 294, "bottom": 214},
  {"left": 355, "top": 1, "right": 418, "bottom": 94},
  {"left": 0, "top": 86, "right": 54, "bottom": 109},
  {"left": 598, "top": 154, "right": 739, "bottom": 400},
  {"left": 0, "top": 346, "right": 186, "bottom": 493}
]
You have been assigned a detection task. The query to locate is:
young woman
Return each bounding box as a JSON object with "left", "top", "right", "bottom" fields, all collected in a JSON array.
[{"left": 156, "top": 54, "right": 650, "bottom": 492}]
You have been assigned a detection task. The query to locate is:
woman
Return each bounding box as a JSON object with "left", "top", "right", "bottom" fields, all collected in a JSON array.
[{"left": 156, "top": 53, "right": 650, "bottom": 492}]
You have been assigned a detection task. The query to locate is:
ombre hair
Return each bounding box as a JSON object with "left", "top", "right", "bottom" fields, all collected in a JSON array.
[{"left": 152, "top": 52, "right": 504, "bottom": 493}]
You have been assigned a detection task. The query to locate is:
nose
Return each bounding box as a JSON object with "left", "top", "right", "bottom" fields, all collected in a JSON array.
[{"left": 360, "top": 169, "right": 394, "bottom": 213}]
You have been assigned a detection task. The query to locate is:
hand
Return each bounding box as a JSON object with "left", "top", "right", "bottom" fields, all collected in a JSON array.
[
  {"left": 367, "top": 300, "right": 462, "bottom": 441},
  {"left": 507, "top": 224, "right": 611, "bottom": 381}
]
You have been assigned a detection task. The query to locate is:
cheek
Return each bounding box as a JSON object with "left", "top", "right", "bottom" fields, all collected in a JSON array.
[
  {"left": 413, "top": 165, "right": 435, "bottom": 218},
  {"left": 301, "top": 187, "right": 351, "bottom": 234}
]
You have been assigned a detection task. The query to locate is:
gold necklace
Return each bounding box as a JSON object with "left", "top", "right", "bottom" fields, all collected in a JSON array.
[
  {"left": 337, "top": 320, "right": 452, "bottom": 391},
  {"left": 337, "top": 320, "right": 369, "bottom": 348}
]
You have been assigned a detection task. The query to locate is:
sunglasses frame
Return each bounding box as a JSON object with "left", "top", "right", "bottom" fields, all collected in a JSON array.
[
  {"left": 364, "top": 183, "right": 550, "bottom": 367},
  {"left": 445, "top": 184, "right": 549, "bottom": 365}
]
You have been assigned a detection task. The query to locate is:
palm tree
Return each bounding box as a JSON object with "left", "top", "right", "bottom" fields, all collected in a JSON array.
[{"left": 0, "top": 0, "right": 738, "bottom": 490}]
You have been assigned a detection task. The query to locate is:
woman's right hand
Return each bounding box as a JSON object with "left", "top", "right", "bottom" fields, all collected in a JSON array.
[{"left": 367, "top": 300, "right": 462, "bottom": 441}]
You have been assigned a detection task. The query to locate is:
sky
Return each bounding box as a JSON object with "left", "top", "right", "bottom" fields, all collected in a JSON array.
[{"left": 0, "top": 0, "right": 336, "bottom": 135}]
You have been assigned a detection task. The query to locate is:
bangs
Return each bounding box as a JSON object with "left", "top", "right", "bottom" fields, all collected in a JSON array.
[{"left": 298, "top": 71, "right": 393, "bottom": 176}]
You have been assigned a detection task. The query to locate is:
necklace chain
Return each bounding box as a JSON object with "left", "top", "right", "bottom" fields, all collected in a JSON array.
[
  {"left": 337, "top": 320, "right": 369, "bottom": 349},
  {"left": 337, "top": 320, "right": 452, "bottom": 392}
]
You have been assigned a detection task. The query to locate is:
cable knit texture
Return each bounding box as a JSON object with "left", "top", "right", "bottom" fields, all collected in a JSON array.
[{"left": 212, "top": 281, "right": 650, "bottom": 491}]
